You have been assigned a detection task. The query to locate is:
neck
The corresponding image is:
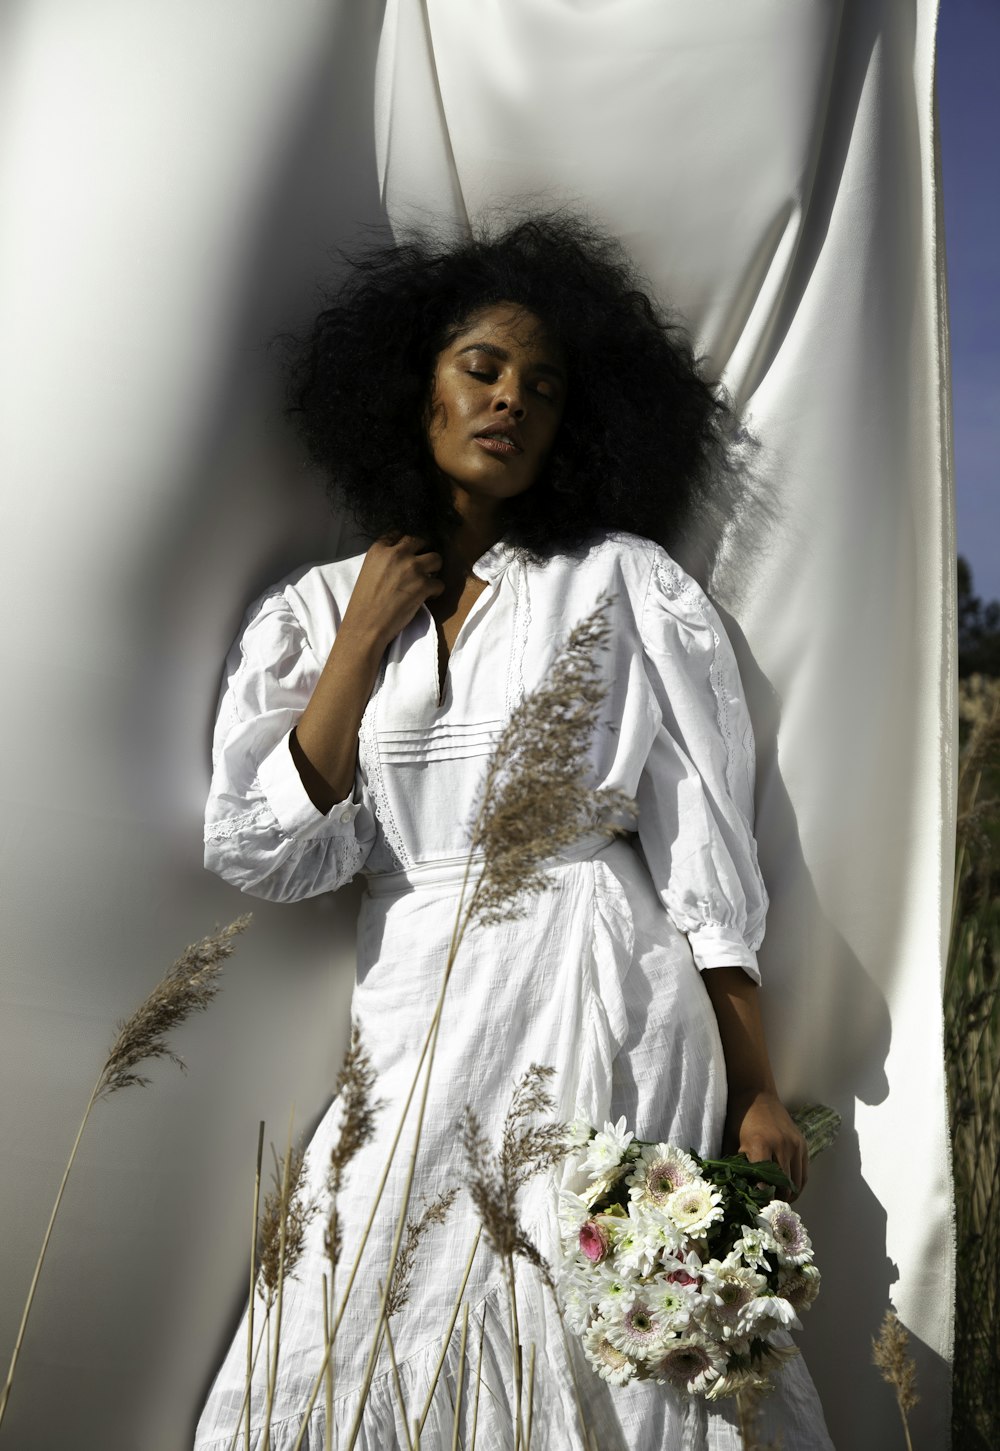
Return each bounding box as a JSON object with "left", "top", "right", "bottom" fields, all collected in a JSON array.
[{"left": 445, "top": 490, "right": 505, "bottom": 575}]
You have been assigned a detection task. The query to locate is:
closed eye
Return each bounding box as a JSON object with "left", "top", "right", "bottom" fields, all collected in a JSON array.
[{"left": 467, "top": 369, "right": 559, "bottom": 402}]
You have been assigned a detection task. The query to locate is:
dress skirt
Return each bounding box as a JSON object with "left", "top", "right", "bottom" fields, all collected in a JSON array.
[{"left": 191, "top": 836, "right": 833, "bottom": 1451}]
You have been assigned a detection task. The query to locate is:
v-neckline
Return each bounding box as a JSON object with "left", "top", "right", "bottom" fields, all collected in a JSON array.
[
  {"left": 420, "top": 541, "right": 516, "bottom": 710},
  {"left": 426, "top": 578, "right": 492, "bottom": 709}
]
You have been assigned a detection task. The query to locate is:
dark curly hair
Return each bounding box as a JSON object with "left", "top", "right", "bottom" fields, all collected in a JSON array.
[{"left": 284, "top": 212, "right": 742, "bottom": 561}]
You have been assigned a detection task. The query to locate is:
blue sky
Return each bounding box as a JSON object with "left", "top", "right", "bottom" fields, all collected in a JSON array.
[{"left": 937, "top": 0, "right": 1000, "bottom": 603}]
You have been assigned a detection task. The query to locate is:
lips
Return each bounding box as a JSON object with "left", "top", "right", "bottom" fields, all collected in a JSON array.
[{"left": 473, "top": 426, "right": 523, "bottom": 456}]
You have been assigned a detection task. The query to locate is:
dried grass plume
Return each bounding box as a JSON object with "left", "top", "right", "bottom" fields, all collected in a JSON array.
[
  {"left": 872, "top": 1309, "right": 919, "bottom": 1451},
  {"left": 461, "top": 1063, "right": 569, "bottom": 1285},
  {"left": 98, "top": 914, "right": 251, "bottom": 1098},
  {"left": 467, "top": 596, "right": 636, "bottom": 928}
]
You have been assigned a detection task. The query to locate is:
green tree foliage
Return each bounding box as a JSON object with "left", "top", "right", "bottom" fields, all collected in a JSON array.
[{"left": 958, "top": 557, "right": 1000, "bottom": 678}]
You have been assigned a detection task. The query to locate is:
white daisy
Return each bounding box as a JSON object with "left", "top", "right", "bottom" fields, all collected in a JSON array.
[
  {"left": 732, "top": 1225, "right": 777, "bottom": 1272},
  {"left": 582, "top": 1321, "right": 639, "bottom": 1386},
  {"left": 612, "top": 1202, "right": 661, "bottom": 1278},
  {"left": 663, "top": 1180, "right": 725, "bottom": 1236},
  {"left": 557, "top": 1189, "right": 591, "bottom": 1238},
  {"left": 560, "top": 1283, "right": 594, "bottom": 1334},
  {"left": 595, "top": 1265, "right": 634, "bottom": 1320},
  {"left": 700, "top": 1255, "right": 767, "bottom": 1337},
  {"left": 565, "top": 1113, "right": 595, "bottom": 1149},
  {"left": 741, "top": 1293, "right": 801, "bottom": 1337},
  {"left": 647, "top": 1332, "right": 727, "bottom": 1395},
  {"left": 777, "top": 1262, "right": 822, "bottom": 1311},
  {"left": 605, "top": 1291, "right": 670, "bottom": 1362},
  {"left": 626, "top": 1143, "right": 700, "bottom": 1207},
  {"left": 581, "top": 1160, "right": 631, "bottom": 1210},
  {"left": 647, "top": 1277, "right": 697, "bottom": 1333},
  {"left": 703, "top": 1360, "right": 770, "bottom": 1401},
  {"left": 758, "top": 1201, "right": 813, "bottom": 1267},
  {"left": 579, "top": 1116, "right": 635, "bottom": 1177}
]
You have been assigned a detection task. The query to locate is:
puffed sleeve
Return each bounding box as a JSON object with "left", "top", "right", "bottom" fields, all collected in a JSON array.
[
  {"left": 635, "top": 551, "right": 768, "bottom": 983},
  {"left": 203, "top": 585, "right": 377, "bottom": 902}
]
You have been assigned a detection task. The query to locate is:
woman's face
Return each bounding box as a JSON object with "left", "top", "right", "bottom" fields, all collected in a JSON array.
[{"left": 425, "top": 302, "right": 566, "bottom": 505}]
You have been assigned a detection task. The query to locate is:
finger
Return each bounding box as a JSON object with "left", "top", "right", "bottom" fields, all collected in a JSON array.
[
  {"left": 416, "top": 551, "right": 444, "bottom": 575},
  {"left": 740, "top": 1136, "right": 772, "bottom": 1168},
  {"left": 794, "top": 1143, "right": 809, "bottom": 1198}
]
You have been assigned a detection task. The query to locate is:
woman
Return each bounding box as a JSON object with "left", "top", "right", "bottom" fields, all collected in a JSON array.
[{"left": 194, "top": 217, "right": 833, "bottom": 1449}]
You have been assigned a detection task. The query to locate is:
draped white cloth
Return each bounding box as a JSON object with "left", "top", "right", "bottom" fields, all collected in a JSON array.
[
  {"left": 374, "top": 2, "right": 954, "bottom": 1447},
  {"left": 0, "top": 3, "right": 952, "bottom": 1449}
]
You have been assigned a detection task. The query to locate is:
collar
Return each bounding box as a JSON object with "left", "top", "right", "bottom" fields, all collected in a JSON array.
[{"left": 471, "top": 540, "right": 517, "bottom": 585}]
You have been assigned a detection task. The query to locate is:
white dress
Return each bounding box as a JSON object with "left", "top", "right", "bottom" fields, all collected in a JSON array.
[{"left": 193, "top": 530, "right": 833, "bottom": 1451}]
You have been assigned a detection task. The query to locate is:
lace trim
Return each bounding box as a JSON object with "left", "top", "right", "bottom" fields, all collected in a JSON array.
[
  {"left": 358, "top": 657, "right": 406, "bottom": 871},
  {"left": 332, "top": 833, "right": 366, "bottom": 885},
  {"left": 504, "top": 558, "right": 532, "bottom": 716},
  {"left": 204, "top": 803, "right": 271, "bottom": 842}
]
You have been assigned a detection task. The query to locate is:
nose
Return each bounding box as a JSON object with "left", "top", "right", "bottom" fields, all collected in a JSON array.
[{"left": 491, "top": 379, "right": 527, "bottom": 419}]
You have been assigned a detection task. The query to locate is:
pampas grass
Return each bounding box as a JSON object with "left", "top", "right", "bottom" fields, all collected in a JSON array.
[
  {"left": 460, "top": 1063, "right": 598, "bottom": 1451},
  {"left": 0, "top": 914, "right": 250, "bottom": 1430},
  {"left": 872, "top": 1310, "right": 918, "bottom": 1451},
  {"left": 467, "top": 593, "right": 636, "bottom": 929}
]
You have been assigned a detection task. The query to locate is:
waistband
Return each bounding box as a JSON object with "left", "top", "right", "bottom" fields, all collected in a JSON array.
[{"left": 362, "top": 829, "right": 620, "bottom": 899}]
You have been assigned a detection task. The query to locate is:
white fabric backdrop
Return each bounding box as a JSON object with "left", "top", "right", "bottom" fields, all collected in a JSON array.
[
  {"left": 376, "top": 2, "right": 955, "bottom": 1446},
  {"left": 0, "top": 2, "right": 953, "bottom": 1448}
]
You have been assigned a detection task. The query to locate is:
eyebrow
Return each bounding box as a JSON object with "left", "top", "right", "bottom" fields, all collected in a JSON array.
[{"left": 456, "top": 341, "right": 565, "bottom": 382}]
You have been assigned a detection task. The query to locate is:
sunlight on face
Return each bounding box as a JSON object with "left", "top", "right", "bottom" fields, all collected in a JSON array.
[{"left": 426, "top": 302, "right": 566, "bottom": 505}]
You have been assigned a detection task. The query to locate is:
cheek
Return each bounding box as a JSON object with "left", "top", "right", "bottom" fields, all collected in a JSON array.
[{"left": 425, "top": 389, "right": 450, "bottom": 451}]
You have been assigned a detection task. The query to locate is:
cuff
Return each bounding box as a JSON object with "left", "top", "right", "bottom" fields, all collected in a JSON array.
[
  {"left": 687, "top": 924, "right": 761, "bottom": 984},
  {"left": 256, "top": 730, "right": 362, "bottom": 843}
]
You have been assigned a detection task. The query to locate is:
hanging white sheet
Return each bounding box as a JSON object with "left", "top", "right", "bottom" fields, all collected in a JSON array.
[{"left": 375, "top": 3, "right": 954, "bottom": 1447}]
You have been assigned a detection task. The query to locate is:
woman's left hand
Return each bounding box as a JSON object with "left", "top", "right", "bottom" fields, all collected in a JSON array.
[{"left": 725, "top": 1086, "right": 808, "bottom": 1201}]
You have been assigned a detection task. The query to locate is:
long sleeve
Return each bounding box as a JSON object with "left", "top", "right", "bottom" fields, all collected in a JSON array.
[
  {"left": 635, "top": 550, "right": 768, "bottom": 983},
  {"left": 204, "top": 584, "right": 377, "bottom": 902}
]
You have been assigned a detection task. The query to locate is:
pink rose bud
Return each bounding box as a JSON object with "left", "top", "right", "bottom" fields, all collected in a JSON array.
[
  {"left": 667, "top": 1265, "right": 699, "bottom": 1288},
  {"left": 667, "top": 1263, "right": 698, "bottom": 1287},
  {"left": 579, "top": 1220, "right": 610, "bottom": 1263}
]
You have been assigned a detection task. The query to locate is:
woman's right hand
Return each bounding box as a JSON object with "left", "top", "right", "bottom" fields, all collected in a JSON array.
[{"left": 340, "top": 534, "right": 446, "bottom": 652}]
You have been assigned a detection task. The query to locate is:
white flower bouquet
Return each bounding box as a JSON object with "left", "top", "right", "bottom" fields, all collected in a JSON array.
[{"left": 556, "top": 1118, "right": 821, "bottom": 1400}]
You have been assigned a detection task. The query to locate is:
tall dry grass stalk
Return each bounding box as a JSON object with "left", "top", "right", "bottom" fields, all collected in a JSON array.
[
  {"left": 946, "top": 676, "right": 1000, "bottom": 1449},
  {"left": 269, "top": 598, "right": 632, "bottom": 1451},
  {"left": 258, "top": 1118, "right": 320, "bottom": 1451},
  {"left": 0, "top": 914, "right": 250, "bottom": 1431},
  {"left": 735, "top": 1382, "right": 783, "bottom": 1451},
  {"left": 872, "top": 1310, "right": 919, "bottom": 1451},
  {"left": 467, "top": 593, "right": 636, "bottom": 929},
  {"left": 461, "top": 1063, "right": 596, "bottom": 1451}
]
